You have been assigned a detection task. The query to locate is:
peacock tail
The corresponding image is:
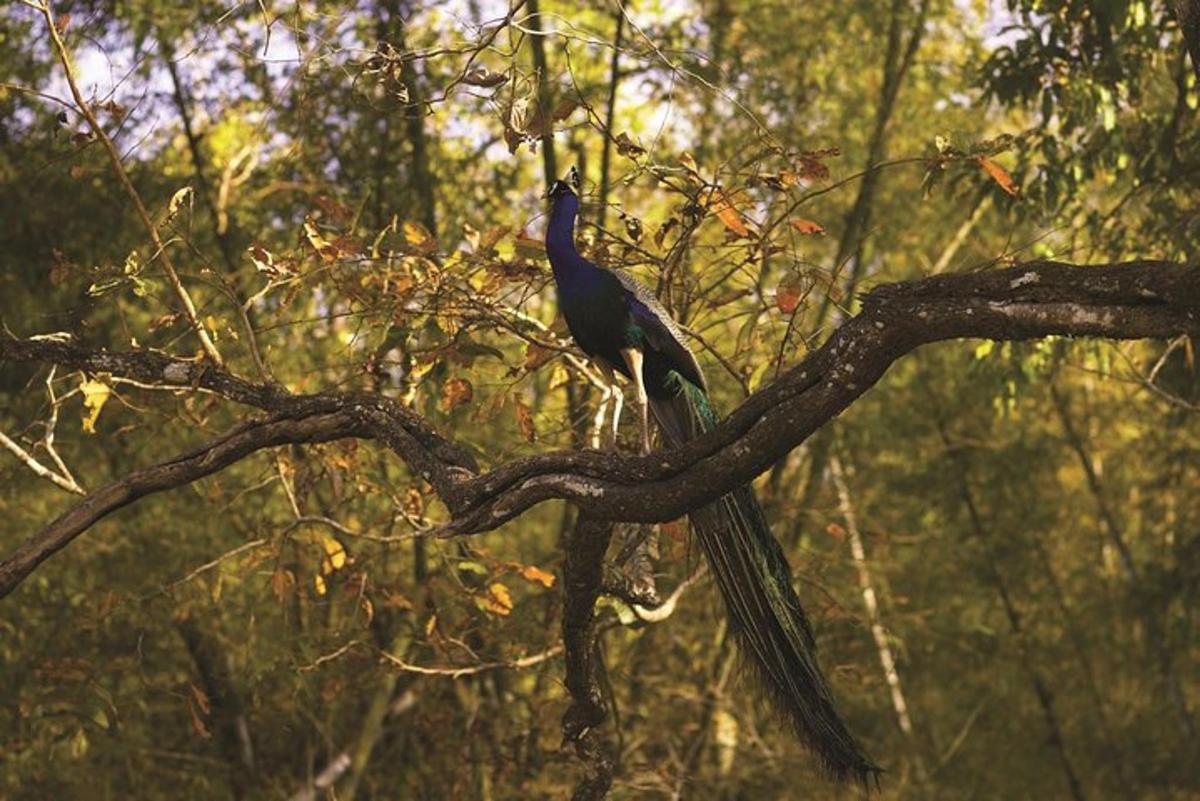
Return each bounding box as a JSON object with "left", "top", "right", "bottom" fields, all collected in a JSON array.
[{"left": 649, "top": 371, "right": 879, "bottom": 784}]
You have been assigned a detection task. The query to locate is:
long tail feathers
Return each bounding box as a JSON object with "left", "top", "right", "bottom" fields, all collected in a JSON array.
[{"left": 650, "top": 372, "right": 879, "bottom": 784}]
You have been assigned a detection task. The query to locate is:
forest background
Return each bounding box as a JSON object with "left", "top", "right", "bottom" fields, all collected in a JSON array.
[{"left": 1, "top": 0, "right": 1198, "bottom": 798}]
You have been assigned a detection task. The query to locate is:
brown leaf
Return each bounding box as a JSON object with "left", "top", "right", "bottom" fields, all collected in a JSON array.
[
  {"left": 189, "top": 681, "right": 211, "bottom": 715},
  {"left": 551, "top": 97, "right": 578, "bottom": 122},
  {"left": 440, "top": 378, "right": 473, "bottom": 412},
  {"left": 187, "top": 696, "right": 211, "bottom": 739},
  {"left": 789, "top": 217, "right": 826, "bottom": 235},
  {"left": 55, "top": 14, "right": 71, "bottom": 34},
  {"left": 520, "top": 565, "right": 556, "bottom": 588},
  {"left": 826, "top": 522, "right": 847, "bottom": 541},
  {"left": 776, "top": 280, "right": 805, "bottom": 314},
  {"left": 515, "top": 400, "right": 537, "bottom": 443},
  {"left": 977, "top": 155, "right": 1019, "bottom": 196}
]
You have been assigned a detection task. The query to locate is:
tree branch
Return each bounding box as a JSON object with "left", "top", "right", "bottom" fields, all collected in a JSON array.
[
  {"left": 0, "top": 410, "right": 365, "bottom": 598},
  {"left": 2, "top": 260, "right": 1197, "bottom": 597}
]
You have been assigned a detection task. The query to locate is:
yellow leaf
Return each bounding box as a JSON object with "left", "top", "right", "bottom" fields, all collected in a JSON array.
[
  {"left": 521, "top": 565, "right": 556, "bottom": 588},
  {"left": 547, "top": 362, "right": 570, "bottom": 391},
  {"left": 788, "top": 217, "right": 826, "bottom": 235},
  {"left": 80, "top": 379, "right": 110, "bottom": 433},
  {"left": 403, "top": 220, "right": 436, "bottom": 251},
  {"left": 425, "top": 613, "right": 437, "bottom": 635},
  {"left": 977, "top": 156, "right": 1019, "bottom": 196},
  {"left": 314, "top": 574, "right": 327, "bottom": 595},
  {"left": 480, "top": 582, "right": 513, "bottom": 616},
  {"left": 303, "top": 218, "right": 334, "bottom": 259},
  {"left": 322, "top": 535, "right": 347, "bottom": 572},
  {"left": 679, "top": 152, "right": 700, "bottom": 176}
]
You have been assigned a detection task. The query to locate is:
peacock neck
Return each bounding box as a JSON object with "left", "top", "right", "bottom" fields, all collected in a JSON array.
[{"left": 546, "top": 195, "right": 587, "bottom": 278}]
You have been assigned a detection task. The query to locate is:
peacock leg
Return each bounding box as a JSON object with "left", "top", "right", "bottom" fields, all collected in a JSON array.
[
  {"left": 608, "top": 382, "right": 624, "bottom": 448},
  {"left": 620, "top": 347, "right": 651, "bottom": 455},
  {"left": 591, "top": 364, "right": 621, "bottom": 449},
  {"left": 591, "top": 376, "right": 611, "bottom": 449}
]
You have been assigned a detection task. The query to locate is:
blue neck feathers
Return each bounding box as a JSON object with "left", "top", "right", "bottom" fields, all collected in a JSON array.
[{"left": 546, "top": 194, "right": 587, "bottom": 276}]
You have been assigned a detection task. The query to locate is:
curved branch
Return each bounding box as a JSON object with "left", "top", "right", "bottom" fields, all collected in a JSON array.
[
  {"left": 0, "top": 410, "right": 365, "bottom": 598},
  {"left": 2, "top": 260, "right": 1197, "bottom": 597}
]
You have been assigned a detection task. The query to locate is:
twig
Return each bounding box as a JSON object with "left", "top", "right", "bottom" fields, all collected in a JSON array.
[{"left": 37, "top": 1, "right": 223, "bottom": 365}]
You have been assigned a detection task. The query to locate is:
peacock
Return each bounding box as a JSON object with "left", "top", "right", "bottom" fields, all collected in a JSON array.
[{"left": 543, "top": 168, "right": 878, "bottom": 783}]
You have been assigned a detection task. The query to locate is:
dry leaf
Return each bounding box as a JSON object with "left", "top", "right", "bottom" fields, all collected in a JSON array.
[
  {"left": 710, "top": 190, "right": 752, "bottom": 237},
  {"left": 977, "top": 156, "right": 1019, "bottom": 196},
  {"left": 440, "top": 377, "right": 473, "bottom": 411},
  {"left": 776, "top": 280, "right": 805, "bottom": 314},
  {"left": 661, "top": 519, "right": 688, "bottom": 542},
  {"left": 679, "top": 152, "right": 700, "bottom": 176},
  {"left": 403, "top": 221, "right": 437, "bottom": 253},
  {"left": 189, "top": 681, "right": 211, "bottom": 715},
  {"left": 789, "top": 218, "right": 826, "bottom": 235},
  {"left": 521, "top": 565, "right": 556, "bottom": 588},
  {"left": 515, "top": 400, "right": 537, "bottom": 443},
  {"left": 403, "top": 486, "right": 424, "bottom": 517}
]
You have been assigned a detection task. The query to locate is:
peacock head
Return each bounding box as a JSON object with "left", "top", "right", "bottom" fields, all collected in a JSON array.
[{"left": 545, "top": 166, "right": 580, "bottom": 202}]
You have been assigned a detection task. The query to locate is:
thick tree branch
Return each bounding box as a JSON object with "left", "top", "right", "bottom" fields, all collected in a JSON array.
[{"left": 2, "top": 260, "right": 1197, "bottom": 597}]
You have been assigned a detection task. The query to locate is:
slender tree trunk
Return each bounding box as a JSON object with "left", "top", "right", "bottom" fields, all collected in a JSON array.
[
  {"left": 830, "top": 455, "right": 925, "bottom": 778},
  {"left": 596, "top": 3, "right": 627, "bottom": 232}
]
